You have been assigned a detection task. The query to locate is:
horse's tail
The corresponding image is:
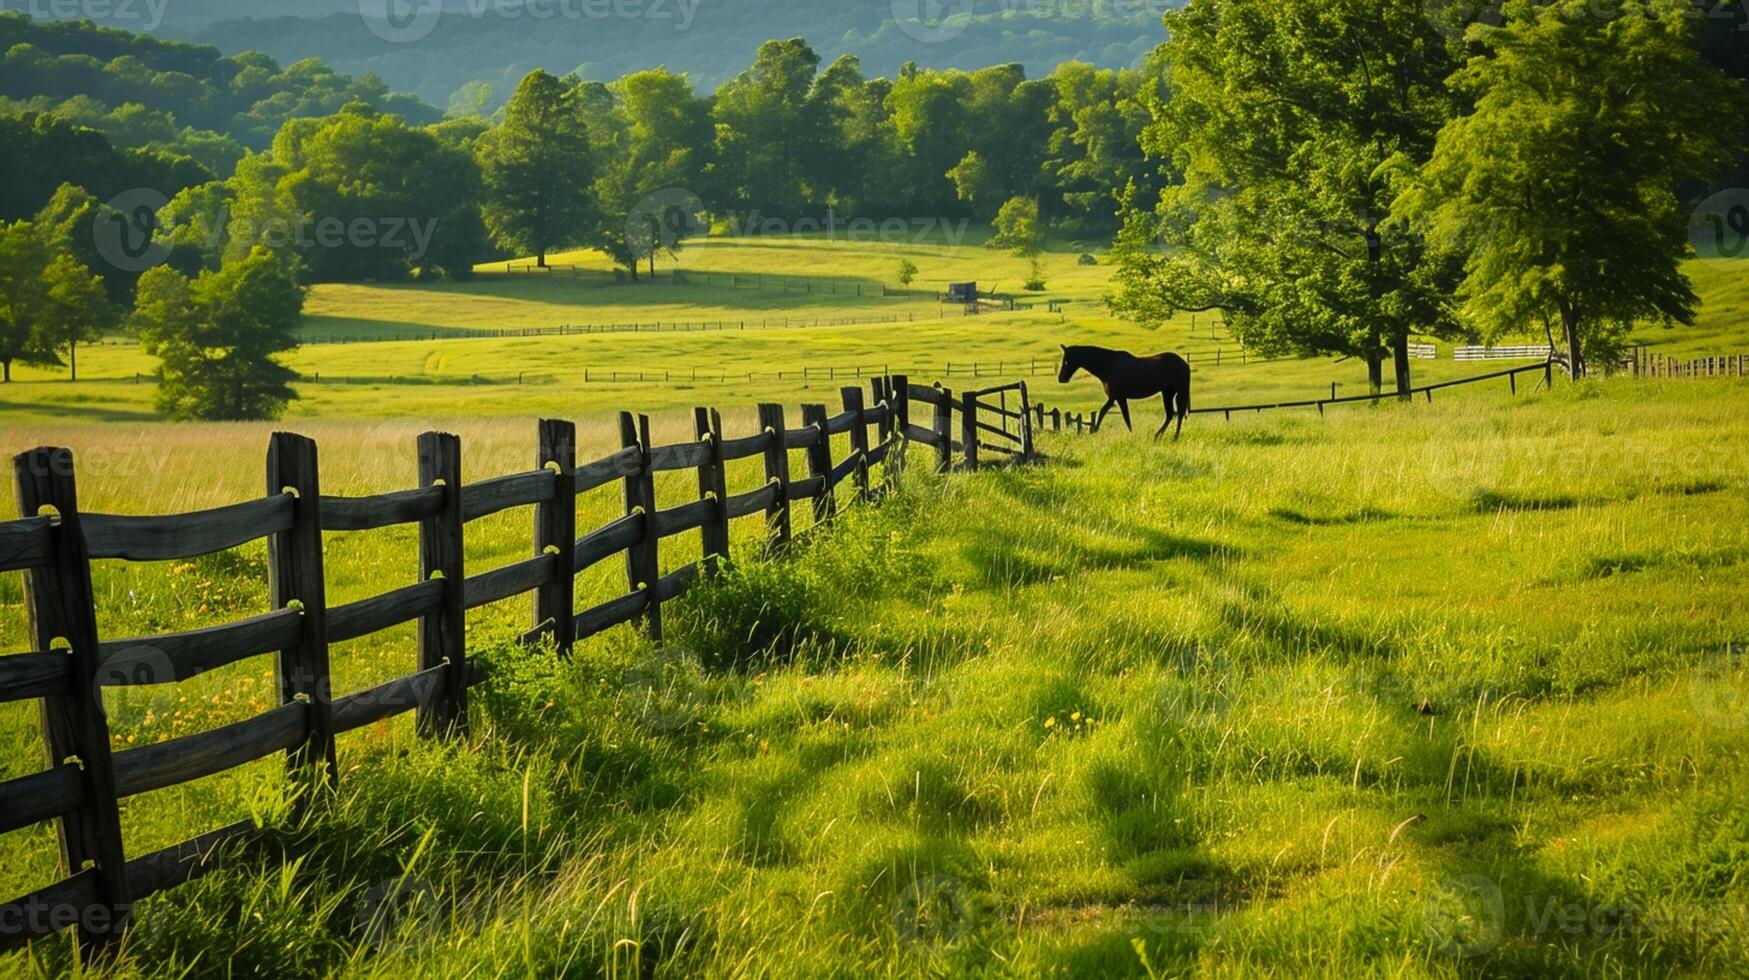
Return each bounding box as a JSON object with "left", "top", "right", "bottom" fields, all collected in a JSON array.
[{"left": 1179, "top": 374, "right": 1191, "bottom": 414}]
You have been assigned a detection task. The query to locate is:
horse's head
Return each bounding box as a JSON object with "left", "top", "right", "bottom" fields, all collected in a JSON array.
[{"left": 1057, "top": 345, "right": 1078, "bottom": 384}]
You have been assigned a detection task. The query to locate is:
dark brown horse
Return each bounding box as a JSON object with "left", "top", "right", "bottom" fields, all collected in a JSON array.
[{"left": 1057, "top": 344, "right": 1192, "bottom": 439}]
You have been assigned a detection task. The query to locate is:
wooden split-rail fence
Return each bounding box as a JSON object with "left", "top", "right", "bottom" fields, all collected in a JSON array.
[
  {"left": 0, "top": 376, "right": 1036, "bottom": 956},
  {"left": 1620, "top": 350, "right": 1749, "bottom": 379}
]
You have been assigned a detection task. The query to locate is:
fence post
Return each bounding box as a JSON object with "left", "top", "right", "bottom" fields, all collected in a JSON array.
[
  {"left": 1017, "top": 382, "right": 1035, "bottom": 459},
  {"left": 802, "top": 404, "right": 836, "bottom": 526},
  {"left": 961, "top": 390, "right": 981, "bottom": 471},
  {"left": 417, "top": 432, "right": 467, "bottom": 738},
  {"left": 933, "top": 385, "right": 954, "bottom": 473},
  {"left": 756, "top": 404, "right": 792, "bottom": 552},
  {"left": 13, "top": 447, "right": 130, "bottom": 955},
  {"left": 534, "top": 419, "right": 576, "bottom": 655},
  {"left": 694, "top": 408, "right": 730, "bottom": 572},
  {"left": 891, "top": 374, "right": 911, "bottom": 478},
  {"left": 621, "top": 413, "right": 661, "bottom": 642},
  {"left": 266, "top": 433, "right": 338, "bottom": 790},
  {"left": 842, "top": 387, "right": 871, "bottom": 501}
]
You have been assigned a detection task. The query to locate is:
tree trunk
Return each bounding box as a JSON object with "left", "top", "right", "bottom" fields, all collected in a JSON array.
[
  {"left": 2, "top": 359, "right": 10, "bottom": 382},
  {"left": 68, "top": 341, "right": 77, "bottom": 382},
  {"left": 1392, "top": 332, "right": 1411, "bottom": 401},
  {"left": 649, "top": 252, "right": 656, "bottom": 280},
  {"left": 1366, "top": 351, "right": 1383, "bottom": 395},
  {"left": 629, "top": 261, "right": 639, "bottom": 283},
  {"left": 1566, "top": 330, "right": 1584, "bottom": 379},
  {"left": 1560, "top": 302, "right": 1585, "bottom": 378},
  {"left": 537, "top": 248, "right": 547, "bottom": 269}
]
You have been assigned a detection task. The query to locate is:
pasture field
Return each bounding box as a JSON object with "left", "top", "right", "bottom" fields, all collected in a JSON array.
[
  {"left": 0, "top": 235, "right": 1741, "bottom": 427},
  {"left": 1, "top": 235, "right": 1747, "bottom": 976},
  {"left": 3, "top": 376, "right": 1748, "bottom": 978}
]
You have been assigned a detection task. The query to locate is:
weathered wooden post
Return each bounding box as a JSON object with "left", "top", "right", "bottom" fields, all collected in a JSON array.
[
  {"left": 891, "top": 374, "right": 911, "bottom": 478},
  {"left": 620, "top": 413, "right": 661, "bottom": 641},
  {"left": 14, "top": 447, "right": 131, "bottom": 955},
  {"left": 266, "top": 432, "right": 338, "bottom": 786},
  {"left": 756, "top": 404, "right": 791, "bottom": 553},
  {"left": 694, "top": 408, "right": 730, "bottom": 572},
  {"left": 417, "top": 432, "right": 467, "bottom": 737},
  {"left": 802, "top": 404, "right": 836, "bottom": 526},
  {"left": 1017, "top": 382, "right": 1035, "bottom": 460},
  {"left": 961, "top": 390, "right": 980, "bottom": 471},
  {"left": 842, "top": 387, "right": 871, "bottom": 500},
  {"left": 534, "top": 419, "right": 576, "bottom": 655},
  {"left": 933, "top": 385, "right": 953, "bottom": 473}
]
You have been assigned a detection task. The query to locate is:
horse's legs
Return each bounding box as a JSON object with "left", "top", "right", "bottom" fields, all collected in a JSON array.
[
  {"left": 1118, "top": 400, "right": 1133, "bottom": 432},
  {"left": 1174, "top": 390, "right": 1186, "bottom": 440},
  {"left": 1154, "top": 391, "right": 1173, "bottom": 440},
  {"left": 1093, "top": 398, "right": 1116, "bottom": 432}
]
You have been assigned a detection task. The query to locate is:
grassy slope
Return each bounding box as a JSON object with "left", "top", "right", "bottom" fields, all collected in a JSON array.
[{"left": 4, "top": 378, "right": 1749, "bottom": 978}]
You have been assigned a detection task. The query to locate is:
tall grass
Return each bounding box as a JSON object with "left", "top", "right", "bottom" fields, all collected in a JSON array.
[{"left": 4, "top": 377, "right": 1746, "bottom": 977}]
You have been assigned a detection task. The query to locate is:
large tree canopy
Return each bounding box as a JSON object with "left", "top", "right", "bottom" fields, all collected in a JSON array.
[
  {"left": 1112, "top": 0, "right": 1462, "bottom": 395},
  {"left": 1399, "top": 0, "right": 1746, "bottom": 376}
]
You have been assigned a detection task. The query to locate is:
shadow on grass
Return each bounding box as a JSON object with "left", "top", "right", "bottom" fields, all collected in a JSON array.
[{"left": 0, "top": 399, "right": 160, "bottom": 423}]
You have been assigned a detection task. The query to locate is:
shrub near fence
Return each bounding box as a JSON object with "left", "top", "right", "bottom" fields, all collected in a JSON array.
[{"left": 0, "top": 375, "right": 1036, "bottom": 956}]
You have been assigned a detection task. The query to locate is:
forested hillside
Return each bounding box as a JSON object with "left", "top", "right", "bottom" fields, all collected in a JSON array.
[
  {"left": 0, "top": 13, "right": 439, "bottom": 176},
  {"left": 183, "top": 0, "right": 1172, "bottom": 109}
]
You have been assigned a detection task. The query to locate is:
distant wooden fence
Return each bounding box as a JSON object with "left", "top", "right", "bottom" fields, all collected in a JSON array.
[
  {"left": 301, "top": 313, "right": 926, "bottom": 345},
  {"left": 0, "top": 375, "right": 1037, "bottom": 956},
  {"left": 1030, "top": 360, "right": 1559, "bottom": 431},
  {"left": 1621, "top": 351, "right": 1749, "bottom": 379}
]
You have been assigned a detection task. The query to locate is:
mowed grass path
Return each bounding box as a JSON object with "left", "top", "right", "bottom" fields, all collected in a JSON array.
[{"left": 4, "top": 378, "right": 1747, "bottom": 977}]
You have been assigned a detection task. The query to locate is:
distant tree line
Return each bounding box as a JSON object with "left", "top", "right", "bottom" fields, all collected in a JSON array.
[{"left": 1, "top": 7, "right": 1744, "bottom": 418}]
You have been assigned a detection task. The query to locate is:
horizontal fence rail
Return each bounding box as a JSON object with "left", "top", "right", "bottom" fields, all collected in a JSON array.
[
  {"left": 0, "top": 373, "right": 1038, "bottom": 956},
  {"left": 1028, "top": 361, "right": 1560, "bottom": 433}
]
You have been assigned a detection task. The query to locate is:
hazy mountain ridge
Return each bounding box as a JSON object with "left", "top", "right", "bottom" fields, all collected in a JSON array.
[{"left": 180, "top": 0, "right": 1172, "bottom": 106}]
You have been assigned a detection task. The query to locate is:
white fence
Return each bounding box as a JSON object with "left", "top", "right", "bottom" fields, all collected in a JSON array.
[{"left": 1453, "top": 345, "right": 1555, "bottom": 361}]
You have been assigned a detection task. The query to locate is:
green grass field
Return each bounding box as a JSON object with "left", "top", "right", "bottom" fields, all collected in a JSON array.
[{"left": 1, "top": 236, "right": 1747, "bottom": 977}]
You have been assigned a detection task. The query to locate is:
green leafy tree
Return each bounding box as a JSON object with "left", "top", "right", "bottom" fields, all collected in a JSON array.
[
  {"left": 712, "top": 38, "right": 827, "bottom": 219},
  {"left": 266, "top": 104, "right": 487, "bottom": 282},
  {"left": 1112, "top": 0, "right": 1461, "bottom": 396},
  {"left": 591, "top": 70, "right": 715, "bottom": 280},
  {"left": 39, "top": 252, "right": 114, "bottom": 381},
  {"left": 1400, "top": 0, "right": 1747, "bottom": 377},
  {"left": 478, "top": 71, "right": 599, "bottom": 268},
  {"left": 132, "top": 246, "right": 304, "bottom": 419},
  {"left": 896, "top": 258, "right": 918, "bottom": 286},
  {"left": 0, "top": 221, "right": 58, "bottom": 382},
  {"left": 989, "top": 196, "right": 1044, "bottom": 256}
]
